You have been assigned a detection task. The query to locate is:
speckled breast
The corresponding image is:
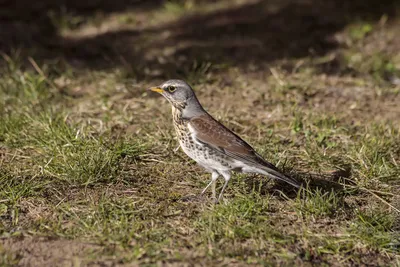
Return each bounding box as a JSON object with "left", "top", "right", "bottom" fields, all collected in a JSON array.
[{"left": 172, "top": 109, "right": 233, "bottom": 171}]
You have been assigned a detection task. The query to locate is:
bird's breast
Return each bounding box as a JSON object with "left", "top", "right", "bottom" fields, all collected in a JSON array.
[{"left": 172, "top": 121, "right": 234, "bottom": 171}]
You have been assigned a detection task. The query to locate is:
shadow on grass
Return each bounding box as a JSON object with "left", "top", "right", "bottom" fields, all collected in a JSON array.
[
  {"left": 0, "top": 0, "right": 399, "bottom": 78},
  {"left": 243, "top": 165, "right": 353, "bottom": 200}
]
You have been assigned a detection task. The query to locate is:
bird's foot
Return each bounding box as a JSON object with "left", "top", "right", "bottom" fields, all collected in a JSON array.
[{"left": 212, "top": 196, "right": 219, "bottom": 204}]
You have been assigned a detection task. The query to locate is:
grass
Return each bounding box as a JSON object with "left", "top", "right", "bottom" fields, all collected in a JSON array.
[
  {"left": 0, "top": 0, "right": 400, "bottom": 265},
  {"left": 0, "top": 244, "right": 21, "bottom": 266}
]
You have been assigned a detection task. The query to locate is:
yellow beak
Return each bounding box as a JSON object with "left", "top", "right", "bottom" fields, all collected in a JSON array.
[{"left": 148, "top": 86, "right": 163, "bottom": 94}]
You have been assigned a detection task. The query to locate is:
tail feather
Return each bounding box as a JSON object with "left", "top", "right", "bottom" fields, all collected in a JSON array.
[{"left": 256, "top": 165, "right": 300, "bottom": 188}]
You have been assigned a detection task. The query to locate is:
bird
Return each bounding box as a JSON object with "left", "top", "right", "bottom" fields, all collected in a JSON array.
[{"left": 148, "top": 79, "right": 299, "bottom": 202}]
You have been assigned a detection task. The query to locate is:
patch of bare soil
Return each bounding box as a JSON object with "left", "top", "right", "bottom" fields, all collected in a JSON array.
[{"left": 1, "top": 237, "right": 104, "bottom": 267}]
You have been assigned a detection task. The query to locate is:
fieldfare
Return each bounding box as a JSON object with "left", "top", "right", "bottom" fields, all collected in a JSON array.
[{"left": 149, "top": 80, "right": 299, "bottom": 202}]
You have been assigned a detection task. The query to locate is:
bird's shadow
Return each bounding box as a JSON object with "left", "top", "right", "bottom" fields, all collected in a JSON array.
[
  {"left": 243, "top": 165, "right": 353, "bottom": 200},
  {"left": 179, "top": 167, "right": 354, "bottom": 205}
]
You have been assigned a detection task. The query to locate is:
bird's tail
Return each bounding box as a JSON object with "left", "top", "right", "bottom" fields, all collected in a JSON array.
[{"left": 256, "top": 165, "right": 300, "bottom": 189}]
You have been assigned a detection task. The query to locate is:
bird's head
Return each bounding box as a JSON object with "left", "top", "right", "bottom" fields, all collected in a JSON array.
[{"left": 148, "top": 79, "right": 198, "bottom": 110}]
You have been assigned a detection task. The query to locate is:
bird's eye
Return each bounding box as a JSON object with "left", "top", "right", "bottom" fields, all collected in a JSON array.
[{"left": 167, "top": 86, "right": 176, "bottom": 92}]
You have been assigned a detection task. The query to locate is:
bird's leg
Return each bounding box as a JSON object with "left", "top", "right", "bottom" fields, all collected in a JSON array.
[
  {"left": 173, "top": 144, "right": 180, "bottom": 152},
  {"left": 217, "top": 171, "right": 231, "bottom": 202},
  {"left": 201, "top": 172, "right": 219, "bottom": 196},
  {"left": 211, "top": 177, "right": 217, "bottom": 200}
]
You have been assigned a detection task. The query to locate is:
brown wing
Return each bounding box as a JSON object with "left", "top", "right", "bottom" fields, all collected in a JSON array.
[
  {"left": 189, "top": 114, "right": 279, "bottom": 170},
  {"left": 190, "top": 114, "right": 300, "bottom": 188}
]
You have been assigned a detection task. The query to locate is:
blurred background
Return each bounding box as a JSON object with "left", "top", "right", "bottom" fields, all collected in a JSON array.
[{"left": 1, "top": 0, "right": 399, "bottom": 82}]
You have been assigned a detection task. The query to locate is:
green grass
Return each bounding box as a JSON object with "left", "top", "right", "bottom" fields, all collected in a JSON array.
[
  {"left": 294, "top": 186, "right": 343, "bottom": 218},
  {"left": 0, "top": 244, "right": 21, "bottom": 266},
  {"left": 351, "top": 208, "right": 396, "bottom": 252},
  {"left": 0, "top": 0, "right": 399, "bottom": 265}
]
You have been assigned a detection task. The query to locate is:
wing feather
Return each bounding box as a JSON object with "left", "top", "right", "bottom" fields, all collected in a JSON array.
[
  {"left": 189, "top": 115, "right": 277, "bottom": 169},
  {"left": 189, "top": 114, "right": 299, "bottom": 188}
]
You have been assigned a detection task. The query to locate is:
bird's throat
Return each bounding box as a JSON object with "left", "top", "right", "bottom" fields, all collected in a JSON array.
[
  {"left": 172, "top": 98, "right": 205, "bottom": 122},
  {"left": 172, "top": 105, "right": 185, "bottom": 123}
]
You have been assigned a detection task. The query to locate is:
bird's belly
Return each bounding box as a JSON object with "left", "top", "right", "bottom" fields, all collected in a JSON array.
[{"left": 179, "top": 138, "right": 233, "bottom": 171}]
